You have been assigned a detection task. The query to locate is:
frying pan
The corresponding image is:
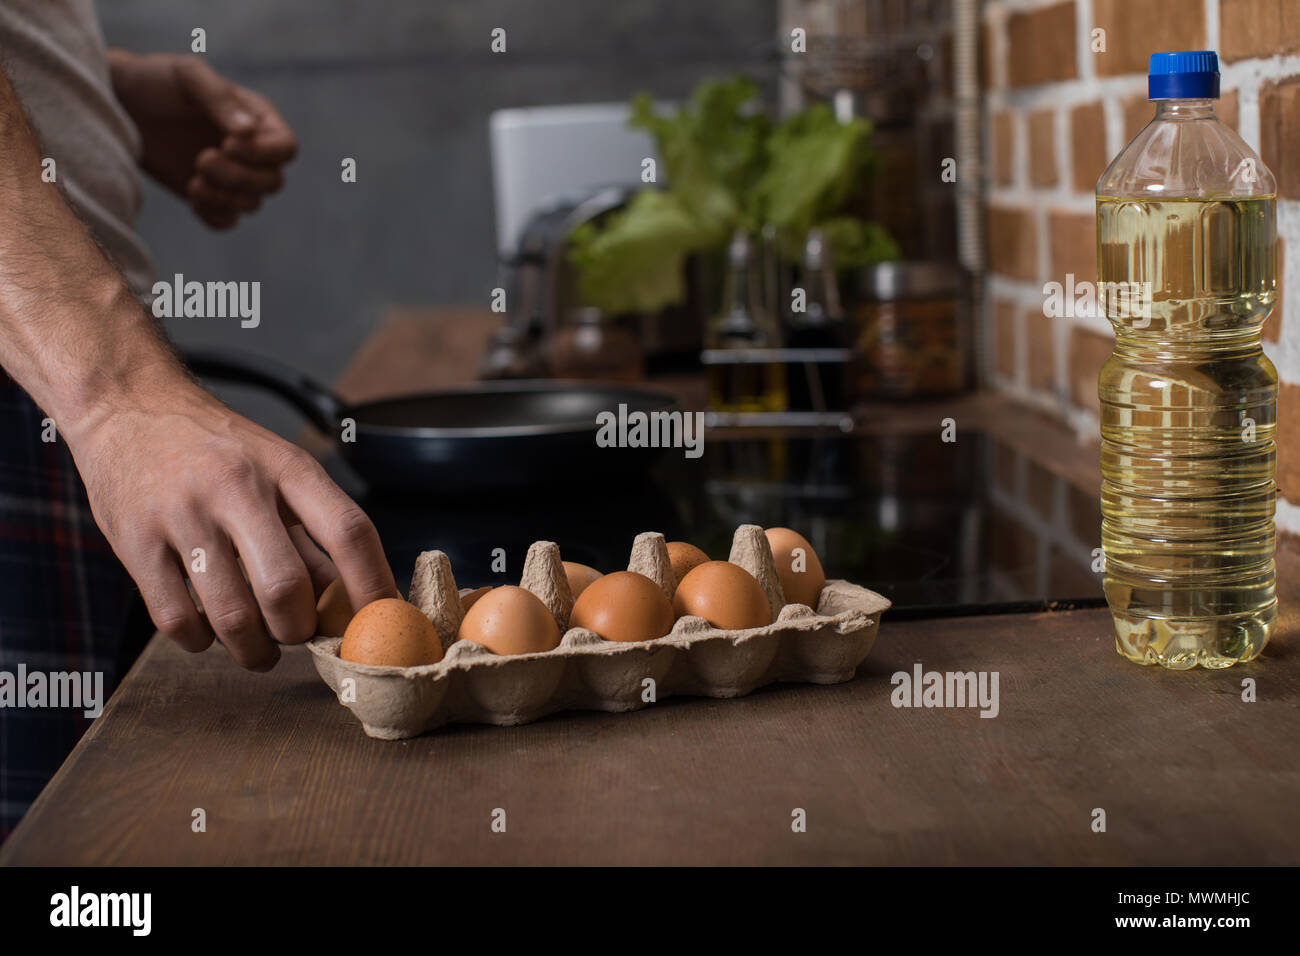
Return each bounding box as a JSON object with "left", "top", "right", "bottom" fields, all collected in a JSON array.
[{"left": 184, "top": 350, "right": 680, "bottom": 494}]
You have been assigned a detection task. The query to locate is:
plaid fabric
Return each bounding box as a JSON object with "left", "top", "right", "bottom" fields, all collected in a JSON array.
[{"left": 0, "top": 373, "right": 135, "bottom": 841}]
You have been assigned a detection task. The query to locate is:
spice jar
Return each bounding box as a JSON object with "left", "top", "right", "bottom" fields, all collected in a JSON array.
[{"left": 850, "top": 261, "right": 969, "bottom": 400}]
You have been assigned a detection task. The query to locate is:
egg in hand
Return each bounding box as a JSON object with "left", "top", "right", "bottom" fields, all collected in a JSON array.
[{"left": 315, "top": 578, "right": 355, "bottom": 637}]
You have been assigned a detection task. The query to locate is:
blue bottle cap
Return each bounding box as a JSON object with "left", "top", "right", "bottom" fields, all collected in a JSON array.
[{"left": 1148, "top": 51, "right": 1220, "bottom": 99}]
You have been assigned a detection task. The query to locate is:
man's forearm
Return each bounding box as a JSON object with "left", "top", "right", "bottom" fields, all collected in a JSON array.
[{"left": 0, "top": 62, "right": 192, "bottom": 441}]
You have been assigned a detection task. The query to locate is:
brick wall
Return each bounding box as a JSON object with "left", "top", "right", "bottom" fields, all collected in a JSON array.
[{"left": 982, "top": 0, "right": 1300, "bottom": 548}]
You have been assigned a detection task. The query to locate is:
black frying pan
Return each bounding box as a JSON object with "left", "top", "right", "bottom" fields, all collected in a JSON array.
[{"left": 184, "top": 350, "right": 680, "bottom": 494}]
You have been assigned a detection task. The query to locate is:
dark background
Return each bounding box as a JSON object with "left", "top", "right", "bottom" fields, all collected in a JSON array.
[{"left": 99, "top": 0, "right": 779, "bottom": 437}]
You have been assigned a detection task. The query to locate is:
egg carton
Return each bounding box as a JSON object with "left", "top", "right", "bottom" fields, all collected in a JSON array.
[{"left": 308, "top": 524, "right": 891, "bottom": 739}]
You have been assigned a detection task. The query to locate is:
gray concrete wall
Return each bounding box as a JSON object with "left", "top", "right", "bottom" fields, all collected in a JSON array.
[{"left": 97, "top": 0, "right": 777, "bottom": 438}]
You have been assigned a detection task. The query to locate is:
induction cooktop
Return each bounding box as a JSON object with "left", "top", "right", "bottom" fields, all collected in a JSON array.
[{"left": 334, "top": 427, "right": 1106, "bottom": 619}]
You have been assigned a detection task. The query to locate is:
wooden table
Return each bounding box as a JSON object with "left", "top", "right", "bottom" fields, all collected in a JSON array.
[
  {"left": 5, "top": 311, "right": 1296, "bottom": 865},
  {"left": 3, "top": 550, "right": 1296, "bottom": 866}
]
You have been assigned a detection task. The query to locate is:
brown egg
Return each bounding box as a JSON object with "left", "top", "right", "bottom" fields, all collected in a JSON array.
[
  {"left": 666, "top": 541, "right": 710, "bottom": 587},
  {"left": 458, "top": 585, "right": 561, "bottom": 656},
  {"left": 672, "top": 561, "right": 771, "bottom": 630},
  {"left": 315, "top": 578, "right": 355, "bottom": 637},
  {"left": 765, "top": 527, "right": 826, "bottom": 610},
  {"left": 570, "top": 571, "right": 675, "bottom": 643},
  {"left": 340, "top": 598, "right": 443, "bottom": 666},
  {"left": 562, "top": 562, "right": 603, "bottom": 601},
  {"left": 460, "top": 586, "right": 492, "bottom": 613}
]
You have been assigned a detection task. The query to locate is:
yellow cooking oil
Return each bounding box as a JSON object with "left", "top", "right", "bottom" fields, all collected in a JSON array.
[
  {"left": 706, "top": 229, "right": 788, "bottom": 414},
  {"left": 1096, "top": 196, "right": 1277, "bottom": 668},
  {"left": 707, "top": 361, "right": 787, "bottom": 413}
]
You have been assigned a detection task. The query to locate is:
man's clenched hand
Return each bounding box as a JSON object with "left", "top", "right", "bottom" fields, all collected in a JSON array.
[{"left": 108, "top": 51, "right": 298, "bottom": 230}]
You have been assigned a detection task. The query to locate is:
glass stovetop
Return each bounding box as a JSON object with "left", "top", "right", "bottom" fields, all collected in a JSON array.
[{"left": 337, "top": 429, "right": 1106, "bottom": 618}]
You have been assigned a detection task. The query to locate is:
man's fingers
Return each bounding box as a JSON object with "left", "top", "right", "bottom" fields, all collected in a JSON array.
[
  {"left": 190, "top": 200, "right": 239, "bottom": 231},
  {"left": 209, "top": 460, "right": 317, "bottom": 646},
  {"left": 277, "top": 461, "right": 398, "bottom": 613},
  {"left": 222, "top": 88, "right": 298, "bottom": 166},
  {"left": 220, "top": 130, "right": 299, "bottom": 168},
  {"left": 183, "top": 533, "right": 280, "bottom": 672},
  {"left": 187, "top": 174, "right": 262, "bottom": 213},
  {"left": 219, "top": 504, "right": 318, "bottom": 647},
  {"left": 196, "top": 148, "right": 284, "bottom": 196},
  {"left": 288, "top": 524, "right": 340, "bottom": 599},
  {"left": 127, "top": 546, "right": 215, "bottom": 654},
  {"left": 218, "top": 88, "right": 298, "bottom": 167},
  {"left": 174, "top": 56, "right": 257, "bottom": 135}
]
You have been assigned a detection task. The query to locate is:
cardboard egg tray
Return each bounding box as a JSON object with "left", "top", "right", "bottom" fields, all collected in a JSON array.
[{"left": 308, "top": 524, "right": 891, "bottom": 739}]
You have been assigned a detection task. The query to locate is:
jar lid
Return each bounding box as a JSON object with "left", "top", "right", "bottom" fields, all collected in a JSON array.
[{"left": 856, "top": 261, "right": 962, "bottom": 301}]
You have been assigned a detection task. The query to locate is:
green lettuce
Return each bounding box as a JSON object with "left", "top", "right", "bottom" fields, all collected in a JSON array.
[{"left": 569, "top": 75, "right": 896, "bottom": 315}]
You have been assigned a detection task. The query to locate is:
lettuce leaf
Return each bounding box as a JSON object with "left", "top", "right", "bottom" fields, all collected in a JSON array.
[
  {"left": 629, "top": 77, "right": 769, "bottom": 235},
  {"left": 755, "top": 105, "right": 873, "bottom": 237},
  {"left": 569, "top": 191, "right": 705, "bottom": 316},
  {"left": 813, "top": 217, "right": 900, "bottom": 270},
  {"left": 568, "top": 75, "right": 896, "bottom": 316}
]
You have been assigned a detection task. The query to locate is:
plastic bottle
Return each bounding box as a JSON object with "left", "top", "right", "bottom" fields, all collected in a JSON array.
[{"left": 1096, "top": 51, "right": 1277, "bottom": 668}]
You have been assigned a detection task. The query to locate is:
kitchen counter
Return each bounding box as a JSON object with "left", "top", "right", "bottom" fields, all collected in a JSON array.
[
  {"left": 2, "top": 555, "right": 1296, "bottom": 865},
  {"left": 3, "top": 309, "right": 1296, "bottom": 865}
]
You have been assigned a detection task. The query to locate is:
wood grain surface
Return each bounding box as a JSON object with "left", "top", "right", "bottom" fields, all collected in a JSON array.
[{"left": 3, "top": 551, "right": 1296, "bottom": 866}]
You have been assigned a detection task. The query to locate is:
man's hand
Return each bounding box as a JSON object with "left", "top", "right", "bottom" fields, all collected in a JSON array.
[
  {"left": 0, "top": 57, "right": 386, "bottom": 672},
  {"left": 64, "top": 377, "right": 399, "bottom": 671},
  {"left": 107, "top": 51, "right": 298, "bottom": 230}
]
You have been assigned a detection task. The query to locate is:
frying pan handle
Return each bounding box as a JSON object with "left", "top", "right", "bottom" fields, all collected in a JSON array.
[{"left": 182, "top": 349, "right": 344, "bottom": 434}]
